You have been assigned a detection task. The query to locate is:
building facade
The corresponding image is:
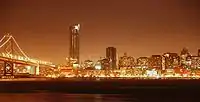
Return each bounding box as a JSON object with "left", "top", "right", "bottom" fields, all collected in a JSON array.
[
  {"left": 106, "top": 47, "right": 117, "bottom": 69},
  {"left": 162, "top": 53, "right": 180, "bottom": 70},
  {"left": 136, "top": 57, "right": 149, "bottom": 69},
  {"left": 149, "top": 55, "right": 162, "bottom": 70},
  {"left": 83, "top": 60, "right": 94, "bottom": 70},
  {"left": 180, "top": 48, "right": 190, "bottom": 68},
  {"left": 69, "top": 24, "right": 80, "bottom": 66},
  {"left": 190, "top": 56, "right": 200, "bottom": 69},
  {"left": 118, "top": 53, "right": 135, "bottom": 69},
  {"left": 100, "top": 58, "right": 110, "bottom": 70}
]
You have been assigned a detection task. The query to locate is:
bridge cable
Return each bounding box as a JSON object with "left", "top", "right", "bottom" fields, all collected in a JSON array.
[
  {"left": 11, "top": 36, "right": 29, "bottom": 59},
  {"left": 0, "top": 36, "right": 12, "bottom": 48},
  {"left": 0, "top": 35, "right": 6, "bottom": 43}
]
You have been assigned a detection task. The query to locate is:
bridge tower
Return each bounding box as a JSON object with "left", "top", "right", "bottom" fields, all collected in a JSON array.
[
  {"left": 2, "top": 34, "right": 14, "bottom": 77},
  {"left": 3, "top": 61, "right": 14, "bottom": 76}
]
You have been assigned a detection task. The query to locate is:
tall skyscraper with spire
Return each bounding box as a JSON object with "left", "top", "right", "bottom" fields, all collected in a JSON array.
[{"left": 69, "top": 24, "right": 80, "bottom": 66}]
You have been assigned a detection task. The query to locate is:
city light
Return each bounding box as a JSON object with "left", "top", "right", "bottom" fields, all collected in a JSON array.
[
  {"left": 74, "top": 24, "right": 80, "bottom": 30},
  {"left": 0, "top": 30, "right": 200, "bottom": 80}
]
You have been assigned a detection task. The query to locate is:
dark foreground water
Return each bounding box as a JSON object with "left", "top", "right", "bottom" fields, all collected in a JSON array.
[
  {"left": 0, "top": 93, "right": 198, "bottom": 102},
  {"left": 0, "top": 79, "right": 200, "bottom": 101}
]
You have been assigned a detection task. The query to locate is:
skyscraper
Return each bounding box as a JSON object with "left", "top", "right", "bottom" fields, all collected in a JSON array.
[
  {"left": 163, "top": 52, "right": 180, "bottom": 69},
  {"left": 136, "top": 57, "right": 149, "bottom": 69},
  {"left": 69, "top": 24, "right": 80, "bottom": 66},
  {"left": 190, "top": 56, "right": 200, "bottom": 69},
  {"left": 149, "top": 55, "right": 162, "bottom": 70},
  {"left": 106, "top": 47, "right": 117, "bottom": 69},
  {"left": 180, "top": 48, "right": 190, "bottom": 67}
]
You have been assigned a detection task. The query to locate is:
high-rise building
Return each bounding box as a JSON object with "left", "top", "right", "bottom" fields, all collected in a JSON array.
[
  {"left": 100, "top": 58, "right": 110, "bottom": 70},
  {"left": 190, "top": 56, "right": 200, "bottom": 69},
  {"left": 198, "top": 49, "right": 200, "bottom": 56},
  {"left": 136, "top": 57, "right": 149, "bottom": 69},
  {"left": 106, "top": 47, "right": 117, "bottom": 69},
  {"left": 149, "top": 55, "right": 162, "bottom": 70},
  {"left": 69, "top": 24, "right": 80, "bottom": 66},
  {"left": 163, "top": 52, "right": 180, "bottom": 69},
  {"left": 119, "top": 53, "right": 135, "bottom": 69},
  {"left": 180, "top": 48, "right": 190, "bottom": 67}
]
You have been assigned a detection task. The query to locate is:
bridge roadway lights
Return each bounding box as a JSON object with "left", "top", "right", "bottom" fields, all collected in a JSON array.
[
  {"left": 2, "top": 61, "right": 14, "bottom": 78},
  {"left": 1, "top": 75, "right": 14, "bottom": 79}
]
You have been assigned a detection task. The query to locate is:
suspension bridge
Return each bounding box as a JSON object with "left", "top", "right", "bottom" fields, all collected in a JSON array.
[{"left": 0, "top": 33, "right": 56, "bottom": 78}]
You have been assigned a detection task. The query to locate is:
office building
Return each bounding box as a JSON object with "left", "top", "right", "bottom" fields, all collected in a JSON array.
[
  {"left": 119, "top": 53, "right": 135, "bottom": 69},
  {"left": 106, "top": 47, "right": 117, "bottom": 69},
  {"left": 149, "top": 55, "right": 162, "bottom": 70},
  {"left": 100, "top": 58, "right": 110, "bottom": 70},
  {"left": 136, "top": 57, "right": 149, "bottom": 69},
  {"left": 69, "top": 24, "right": 80, "bottom": 66},
  {"left": 163, "top": 52, "right": 180, "bottom": 69},
  {"left": 180, "top": 48, "right": 190, "bottom": 67},
  {"left": 190, "top": 56, "right": 200, "bottom": 69}
]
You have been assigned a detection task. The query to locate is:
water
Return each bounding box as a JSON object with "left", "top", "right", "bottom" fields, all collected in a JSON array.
[
  {"left": 0, "top": 93, "right": 135, "bottom": 102},
  {"left": 0, "top": 79, "right": 199, "bottom": 102},
  {"left": 0, "top": 93, "right": 196, "bottom": 102}
]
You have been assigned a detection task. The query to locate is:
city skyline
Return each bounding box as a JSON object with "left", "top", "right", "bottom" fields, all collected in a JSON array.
[{"left": 1, "top": 0, "right": 200, "bottom": 64}]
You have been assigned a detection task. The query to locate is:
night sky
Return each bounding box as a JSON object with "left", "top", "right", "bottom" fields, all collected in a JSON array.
[{"left": 0, "top": 0, "right": 200, "bottom": 64}]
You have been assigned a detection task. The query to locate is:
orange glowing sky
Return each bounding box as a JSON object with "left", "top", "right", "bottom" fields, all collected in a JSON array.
[{"left": 0, "top": 0, "right": 200, "bottom": 64}]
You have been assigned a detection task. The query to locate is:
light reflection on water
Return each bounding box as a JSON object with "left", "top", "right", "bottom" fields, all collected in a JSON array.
[{"left": 0, "top": 93, "right": 138, "bottom": 102}]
